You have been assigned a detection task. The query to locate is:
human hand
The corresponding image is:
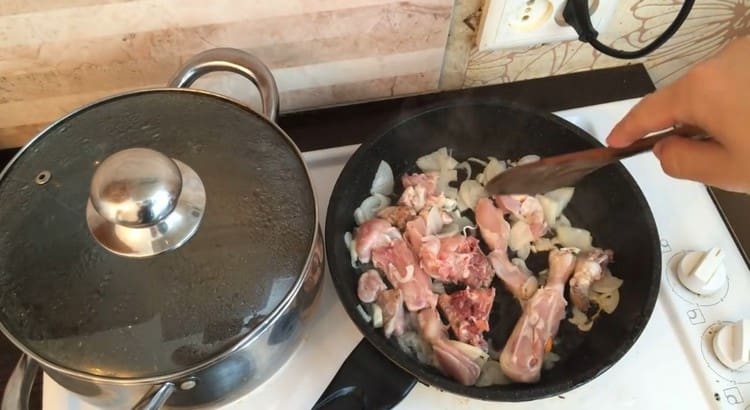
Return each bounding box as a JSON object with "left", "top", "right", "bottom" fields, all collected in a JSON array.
[{"left": 606, "top": 36, "right": 750, "bottom": 193}]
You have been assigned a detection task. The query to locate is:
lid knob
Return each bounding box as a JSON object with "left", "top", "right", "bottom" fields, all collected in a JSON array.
[
  {"left": 90, "top": 148, "right": 182, "bottom": 228},
  {"left": 86, "top": 148, "right": 206, "bottom": 258}
]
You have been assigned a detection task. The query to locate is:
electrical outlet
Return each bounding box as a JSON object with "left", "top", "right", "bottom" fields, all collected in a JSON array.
[{"left": 476, "top": 0, "right": 617, "bottom": 51}]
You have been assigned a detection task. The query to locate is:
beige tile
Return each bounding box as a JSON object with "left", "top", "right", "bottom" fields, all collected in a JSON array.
[
  {"left": 0, "top": 0, "right": 454, "bottom": 148},
  {"left": 280, "top": 70, "right": 441, "bottom": 112}
]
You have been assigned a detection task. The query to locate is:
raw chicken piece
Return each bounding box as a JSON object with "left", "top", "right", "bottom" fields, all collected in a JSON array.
[
  {"left": 354, "top": 218, "right": 401, "bottom": 264},
  {"left": 422, "top": 193, "right": 451, "bottom": 214},
  {"left": 399, "top": 185, "right": 428, "bottom": 212},
  {"left": 400, "top": 173, "right": 446, "bottom": 213},
  {"left": 377, "top": 206, "right": 416, "bottom": 230},
  {"left": 372, "top": 239, "right": 437, "bottom": 312},
  {"left": 432, "top": 339, "right": 482, "bottom": 386},
  {"left": 404, "top": 217, "right": 427, "bottom": 253},
  {"left": 402, "top": 172, "right": 438, "bottom": 195},
  {"left": 499, "top": 248, "right": 576, "bottom": 383},
  {"left": 487, "top": 250, "right": 538, "bottom": 300},
  {"left": 438, "top": 288, "right": 495, "bottom": 350},
  {"left": 419, "top": 235, "right": 494, "bottom": 288},
  {"left": 569, "top": 248, "right": 613, "bottom": 311},
  {"left": 377, "top": 289, "right": 405, "bottom": 338},
  {"left": 476, "top": 198, "right": 536, "bottom": 298},
  {"left": 495, "top": 195, "right": 547, "bottom": 239},
  {"left": 417, "top": 306, "right": 448, "bottom": 342},
  {"left": 475, "top": 198, "right": 510, "bottom": 251},
  {"left": 357, "top": 269, "right": 387, "bottom": 303},
  {"left": 416, "top": 307, "right": 482, "bottom": 386}
]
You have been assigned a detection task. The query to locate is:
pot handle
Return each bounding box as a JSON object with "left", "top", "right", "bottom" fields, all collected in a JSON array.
[
  {"left": 311, "top": 339, "right": 416, "bottom": 410},
  {"left": 1, "top": 354, "right": 40, "bottom": 410},
  {"left": 132, "top": 382, "right": 176, "bottom": 410},
  {"left": 167, "top": 48, "right": 280, "bottom": 121}
]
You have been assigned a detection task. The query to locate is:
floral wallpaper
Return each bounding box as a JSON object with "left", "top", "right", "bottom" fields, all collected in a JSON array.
[{"left": 462, "top": 0, "right": 750, "bottom": 88}]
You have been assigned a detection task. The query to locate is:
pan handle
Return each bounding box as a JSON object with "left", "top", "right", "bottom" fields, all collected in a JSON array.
[
  {"left": 167, "top": 48, "right": 280, "bottom": 121},
  {"left": 132, "top": 382, "right": 176, "bottom": 410},
  {"left": 1, "top": 354, "right": 39, "bottom": 410},
  {"left": 312, "top": 339, "right": 416, "bottom": 410}
]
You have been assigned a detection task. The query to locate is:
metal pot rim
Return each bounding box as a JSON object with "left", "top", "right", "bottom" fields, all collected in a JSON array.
[{"left": 0, "top": 86, "right": 322, "bottom": 386}]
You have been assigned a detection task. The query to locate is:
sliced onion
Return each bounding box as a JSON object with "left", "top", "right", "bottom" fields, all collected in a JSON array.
[
  {"left": 370, "top": 161, "right": 394, "bottom": 196},
  {"left": 569, "top": 307, "right": 593, "bottom": 332},
  {"left": 437, "top": 222, "right": 459, "bottom": 238},
  {"left": 455, "top": 216, "right": 475, "bottom": 231},
  {"left": 417, "top": 147, "right": 458, "bottom": 172},
  {"left": 555, "top": 226, "right": 592, "bottom": 251},
  {"left": 475, "top": 173, "right": 485, "bottom": 185},
  {"left": 468, "top": 157, "right": 488, "bottom": 167},
  {"left": 431, "top": 281, "right": 446, "bottom": 294},
  {"left": 372, "top": 304, "right": 384, "bottom": 328},
  {"left": 442, "top": 197, "right": 458, "bottom": 211},
  {"left": 591, "top": 272, "right": 624, "bottom": 294},
  {"left": 545, "top": 187, "right": 574, "bottom": 212},
  {"left": 457, "top": 195, "right": 469, "bottom": 212},
  {"left": 456, "top": 161, "right": 472, "bottom": 180},
  {"left": 592, "top": 289, "right": 620, "bottom": 314},
  {"left": 516, "top": 243, "right": 531, "bottom": 260},
  {"left": 511, "top": 258, "right": 532, "bottom": 275},
  {"left": 437, "top": 169, "right": 458, "bottom": 195},
  {"left": 356, "top": 304, "right": 372, "bottom": 323},
  {"left": 543, "top": 351, "right": 561, "bottom": 370},
  {"left": 426, "top": 206, "right": 444, "bottom": 236},
  {"left": 537, "top": 195, "right": 560, "bottom": 227},
  {"left": 446, "top": 340, "right": 489, "bottom": 367},
  {"left": 458, "top": 180, "right": 487, "bottom": 211},
  {"left": 557, "top": 214, "right": 572, "bottom": 227},
  {"left": 483, "top": 158, "right": 507, "bottom": 183},
  {"left": 354, "top": 194, "right": 391, "bottom": 225},
  {"left": 476, "top": 360, "right": 512, "bottom": 386},
  {"left": 444, "top": 186, "right": 459, "bottom": 201},
  {"left": 509, "top": 220, "right": 534, "bottom": 252},
  {"left": 345, "top": 232, "right": 358, "bottom": 268},
  {"left": 532, "top": 237, "right": 557, "bottom": 252},
  {"left": 518, "top": 154, "right": 541, "bottom": 165}
]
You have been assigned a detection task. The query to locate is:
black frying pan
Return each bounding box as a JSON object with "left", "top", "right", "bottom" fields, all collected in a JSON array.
[{"left": 315, "top": 102, "right": 661, "bottom": 408}]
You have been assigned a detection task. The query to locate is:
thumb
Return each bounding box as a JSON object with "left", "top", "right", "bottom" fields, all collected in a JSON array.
[{"left": 653, "top": 136, "right": 730, "bottom": 187}]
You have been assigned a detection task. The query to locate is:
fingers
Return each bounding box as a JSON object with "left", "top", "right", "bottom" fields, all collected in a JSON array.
[
  {"left": 653, "top": 136, "right": 732, "bottom": 188},
  {"left": 605, "top": 58, "right": 722, "bottom": 148},
  {"left": 606, "top": 82, "right": 690, "bottom": 148}
]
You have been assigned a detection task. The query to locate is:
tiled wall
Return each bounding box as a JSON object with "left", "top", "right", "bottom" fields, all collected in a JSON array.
[
  {"left": 0, "top": 0, "right": 748, "bottom": 148},
  {"left": 0, "top": 0, "right": 454, "bottom": 148}
]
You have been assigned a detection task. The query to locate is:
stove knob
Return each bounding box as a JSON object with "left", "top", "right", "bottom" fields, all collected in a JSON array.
[
  {"left": 677, "top": 247, "right": 727, "bottom": 295},
  {"left": 714, "top": 319, "right": 750, "bottom": 370}
]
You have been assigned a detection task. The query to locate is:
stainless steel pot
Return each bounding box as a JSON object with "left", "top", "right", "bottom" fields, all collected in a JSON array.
[{"left": 0, "top": 49, "right": 324, "bottom": 409}]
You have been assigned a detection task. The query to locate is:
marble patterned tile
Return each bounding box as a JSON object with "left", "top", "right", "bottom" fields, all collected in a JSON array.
[{"left": 463, "top": 0, "right": 750, "bottom": 88}]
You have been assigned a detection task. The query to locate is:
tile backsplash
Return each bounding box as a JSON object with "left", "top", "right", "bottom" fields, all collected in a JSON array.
[
  {"left": 0, "top": 0, "right": 747, "bottom": 148},
  {"left": 459, "top": 0, "right": 750, "bottom": 88}
]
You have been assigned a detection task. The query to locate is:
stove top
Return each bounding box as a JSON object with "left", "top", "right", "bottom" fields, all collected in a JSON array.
[{"left": 40, "top": 97, "right": 750, "bottom": 410}]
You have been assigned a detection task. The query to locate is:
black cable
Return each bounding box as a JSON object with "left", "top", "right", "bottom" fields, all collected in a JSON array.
[{"left": 563, "top": 0, "right": 696, "bottom": 59}]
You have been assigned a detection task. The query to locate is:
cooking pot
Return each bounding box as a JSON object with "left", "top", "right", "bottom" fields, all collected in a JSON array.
[
  {"left": 0, "top": 48, "right": 324, "bottom": 409},
  {"left": 316, "top": 102, "right": 661, "bottom": 407}
]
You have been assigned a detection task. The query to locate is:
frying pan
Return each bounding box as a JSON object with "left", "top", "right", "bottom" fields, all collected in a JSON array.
[{"left": 315, "top": 102, "right": 661, "bottom": 408}]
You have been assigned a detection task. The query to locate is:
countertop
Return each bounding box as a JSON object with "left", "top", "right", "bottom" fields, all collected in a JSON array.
[{"left": 1, "top": 64, "right": 748, "bottom": 408}]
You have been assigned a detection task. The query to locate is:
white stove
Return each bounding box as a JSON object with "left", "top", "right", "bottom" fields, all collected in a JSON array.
[{"left": 44, "top": 98, "right": 750, "bottom": 410}]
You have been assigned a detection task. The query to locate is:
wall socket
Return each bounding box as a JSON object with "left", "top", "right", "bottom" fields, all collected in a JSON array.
[{"left": 476, "top": 0, "right": 617, "bottom": 51}]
